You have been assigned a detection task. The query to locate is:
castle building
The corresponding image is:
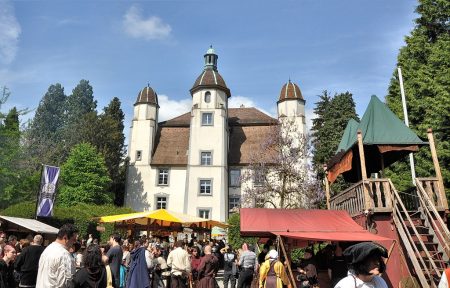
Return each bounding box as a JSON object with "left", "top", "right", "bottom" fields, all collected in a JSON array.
[{"left": 125, "top": 47, "right": 306, "bottom": 221}]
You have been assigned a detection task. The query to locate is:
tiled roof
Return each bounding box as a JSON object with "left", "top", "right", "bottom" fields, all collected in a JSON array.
[
  {"left": 151, "top": 108, "right": 278, "bottom": 166},
  {"left": 135, "top": 86, "right": 158, "bottom": 106},
  {"left": 190, "top": 70, "right": 231, "bottom": 97},
  {"left": 278, "top": 81, "right": 304, "bottom": 102},
  {"left": 160, "top": 107, "right": 277, "bottom": 127}
]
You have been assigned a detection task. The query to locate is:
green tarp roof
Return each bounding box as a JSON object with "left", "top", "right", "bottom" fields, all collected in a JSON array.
[
  {"left": 328, "top": 95, "right": 427, "bottom": 182},
  {"left": 335, "top": 95, "right": 426, "bottom": 155}
]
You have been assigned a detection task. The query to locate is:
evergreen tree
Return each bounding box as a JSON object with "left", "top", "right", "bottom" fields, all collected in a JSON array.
[
  {"left": 311, "top": 91, "right": 359, "bottom": 194},
  {"left": 58, "top": 143, "right": 112, "bottom": 207},
  {"left": 27, "top": 83, "right": 67, "bottom": 166},
  {"left": 385, "top": 0, "right": 449, "bottom": 194}
]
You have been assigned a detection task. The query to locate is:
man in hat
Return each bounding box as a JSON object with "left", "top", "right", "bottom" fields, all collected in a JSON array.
[
  {"left": 259, "top": 250, "right": 290, "bottom": 288},
  {"left": 334, "top": 242, "right": 388, "bottom": 288}
]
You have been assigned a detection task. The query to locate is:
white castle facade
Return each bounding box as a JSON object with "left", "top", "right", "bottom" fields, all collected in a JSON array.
[{"left": 125, "top": 47, "right": 306, "bottom": 222}]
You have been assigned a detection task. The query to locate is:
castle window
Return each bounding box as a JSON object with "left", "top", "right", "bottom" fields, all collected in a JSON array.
[
  {"left": 158, "top": 168, "right": 169, "bottom": 185},
  {"left": 204, "top": 91, "right": 211, "bottom": 103},
  {"left": 202, "top": 112, "right": 213, "bottom": 126},
  {"left": 229, "top": 196, "right": 240, "bottom": 212},
  {"left": 229, "top": 168, "right": 241, "bottom": 187},
  {"left": 198, "top": 208, "right": 211, "bottom": 219},
  {"left": 136, "top": 150, "right": 142, "bottom": 161},
  {"left": 199, "top": 179, "right": 212, "bottom": 195},
  {"left": 254, "top": 170, "right": 264, "bottom": 186},
  {"left": 201, "top": 152, "right": 212, "bottom": 166},
  {"left": 156, "top": 196, "right": 167, "bottom": 209}
]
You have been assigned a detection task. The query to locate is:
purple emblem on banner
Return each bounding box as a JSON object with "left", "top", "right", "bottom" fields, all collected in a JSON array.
[{"left": 36, "top": 165, "right": 60, "bottom": 217}]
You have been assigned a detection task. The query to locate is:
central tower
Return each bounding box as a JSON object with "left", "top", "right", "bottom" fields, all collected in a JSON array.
[{"left": 185, "top": 46, "right": 231, "bottom": 221}]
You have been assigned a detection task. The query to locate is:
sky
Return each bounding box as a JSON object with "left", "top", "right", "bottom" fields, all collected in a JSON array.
[{"left": 1, "top": 0, "right": 418, "bottom": 136}]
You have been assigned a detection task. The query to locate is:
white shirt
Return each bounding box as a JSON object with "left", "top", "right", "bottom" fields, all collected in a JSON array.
[
  {"left": 334, "top": 272, "right": 388, "bottom": 288},
  {"left": 167, "top": 247, "right": 191, "bottom": 276},
  {"left": 36, "top": 241, "right": 75, "bottom": 288},
  {"left": 439, "top": 271, "right": 448, "bottom": 288}
]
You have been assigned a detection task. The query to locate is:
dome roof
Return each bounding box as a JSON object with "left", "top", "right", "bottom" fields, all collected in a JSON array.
[
  {"left": 278, "top": 80, "right": 304, "bottom": 102},
  {"left": 135, "top": 85, "right": 158, "bottom": 106},
  {"left": 190, "top": 69, "right": 231, "bottom": 97}
]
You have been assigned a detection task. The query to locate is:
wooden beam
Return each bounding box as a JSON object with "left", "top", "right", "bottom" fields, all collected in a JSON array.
[
  {"left": 427, "top": 128, "right": 448, "bottom": 209},
  {"left": 357, "top": 130, "right": 370, "bottom": 210},
  {"left": 278, "top": 236, "right": 297, "bottom": 288},
  {"left": 323, "top": 164, "right": 331, "bottom": 210}
]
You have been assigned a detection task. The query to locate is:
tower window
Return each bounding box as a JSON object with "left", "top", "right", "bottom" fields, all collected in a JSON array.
[
  {"left": 136, "top": 150, "right": 142, "bottom": 161},
  {"left": 201, "top": 152, "right": 212, "bottom": 165},
  {"left": 199, "top": 179, "right": 212, "bottom": 195},
  {"left": 156, "top": 196, "right": 167, "bottom": 209},
  {"left": 204, "top": 91, "right": 211, "bottom": 103},
  {"left": 202, "top": 112, "right": 213, "bottom": 126},
  {"left": 158, "top": 168, "right": 169, "bottom": 185}
]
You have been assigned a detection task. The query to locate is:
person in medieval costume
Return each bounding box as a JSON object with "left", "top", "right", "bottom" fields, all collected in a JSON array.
[
  {"left": 258, "top": 250, "right": 290, "bottom": 288},
  {"left": 197, "top": 245, "right": 219, "bottom": 288},
  {"left": 126, "top": 240, "right": 153, "bottom": 288},
  {"left": 334, "top": 242, "right": 388, "bottom": 288}
]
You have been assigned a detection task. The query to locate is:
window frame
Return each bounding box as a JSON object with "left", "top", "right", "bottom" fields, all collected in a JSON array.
[
  {"left": 228, "top": 196, "right": 240, "bottom": 212},
  {"left": 155, "top": 196, "right": 168, "bottom": 210},
  {"left": 204, "top": 91, "right": 211, "bottom": 103},
  {"left": 136, "top": 150, "right": 142, "bottom": 161},
  {"left": 200, "top": 151, "right": 213, "bottom": 166},
  {"left": 229, "top": 168, "right": 241, "bottom": 187},
  {"left": 201, "top": 112, "right": 214, "bottom": 126},
  {"left": 253, "top": 169, "right": 265, "bottom": 186},
  {"left": 199, "top": 179, "right": 213, "bottom": 196},
  {"left": 157, "top": 168, "right": 170, "bottom": 186},
  {"left": 198, "top": 208, "right": 212, "bottom": 219}
]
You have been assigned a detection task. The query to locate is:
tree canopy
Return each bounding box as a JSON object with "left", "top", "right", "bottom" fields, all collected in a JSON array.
[
  {"left": 385, "top": 0, "right": 449, "bottom": 194},
  {"left": 58, "top": 143, "right": 112, "bottom": 207}
]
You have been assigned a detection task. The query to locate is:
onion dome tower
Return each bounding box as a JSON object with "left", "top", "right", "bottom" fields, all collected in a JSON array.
[
  {"left": 277, "top": 79, "right": 306, "bottom": 134},
  {"left": 190, "top": 46, "right": 231, "bottom": 98}
]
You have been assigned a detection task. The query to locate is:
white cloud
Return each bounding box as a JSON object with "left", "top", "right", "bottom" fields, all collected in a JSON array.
[
  {"left": 229, "top": 95, "right": 274, "bottom": 117},
  {"left": 123, "top": 5, "right": 171, "bottom": 40},
  {"left": 158, "top": 95, "right": 191, "bottom": 122},
  {"left": 0, "top": 0, "right": 21, "bottom": 65}
]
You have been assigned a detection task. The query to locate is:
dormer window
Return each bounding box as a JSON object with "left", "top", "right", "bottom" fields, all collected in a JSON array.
[{"left": 204, "top": 91, "right": 211, "bottom": 103}]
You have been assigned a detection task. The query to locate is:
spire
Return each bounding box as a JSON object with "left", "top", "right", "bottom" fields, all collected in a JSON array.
[{"left": 204, "top": 45, "right": 218, "bottom": 71}]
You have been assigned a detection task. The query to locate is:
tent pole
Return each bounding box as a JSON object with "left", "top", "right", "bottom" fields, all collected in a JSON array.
[
  {"left": 380, "top": 154, "right": 385, "bottom": 178},
  {"left": 323, "top": 164, "right": 331, "bottom": 210},
  {"left": 147, "top": 218, "right": 151, "bottom": 238},
  {"left": 277, "top": 236, "right": 297, "bottom": 288},
  {"left": 427, "top": 128, "right": 448, "bottom": 209},
  {"left": 357, "top": 130, "right": 370, "bottom": 210}
]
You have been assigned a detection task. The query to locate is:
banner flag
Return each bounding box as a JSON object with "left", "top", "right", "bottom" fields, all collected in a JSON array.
[{"left": 36, "top": 165, "right": 60, "bottom": 217}]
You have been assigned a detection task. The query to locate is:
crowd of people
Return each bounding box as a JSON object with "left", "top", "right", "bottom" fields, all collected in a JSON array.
[{"left": 0, "top": 224, "right": 393, "bottom": 288}]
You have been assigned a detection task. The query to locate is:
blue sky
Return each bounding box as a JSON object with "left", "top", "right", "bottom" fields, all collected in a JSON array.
[{"left": 1, "top": 0, "right": 417, "bottom": 133}]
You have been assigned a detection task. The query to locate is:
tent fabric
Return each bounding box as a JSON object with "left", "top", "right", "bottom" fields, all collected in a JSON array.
[
  {"left": 98, "top": 209, "right": 228, "bottom": 229},
  {"left": 335, "top": 119, "right": 360, "bottom": 153},
  {"left": 240, "top": 208, "right": 392, "bottom": 242},
  {"left": 327, "top": 150, "right": 353, "bottom": 184},
  {"left": 0, "top": 216, "right": 59, "bottom": 234},
  {"left": 327, "top": 96, "right": 427, "bottom": 183}
]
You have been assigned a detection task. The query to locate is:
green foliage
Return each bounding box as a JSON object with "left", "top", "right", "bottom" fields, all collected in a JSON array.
[
  {"left": 227, "top": 213, "right": 257, "bottom": 249},
  {"left": 385, "top": 0, "right": 449, "bottom": 195},
  {"left": 311, "top": 91, "right": 359, "bottom": 195},
  {"left": 59, "top": 143, "right": 112, "bottom": 206},
  {"left": 1, "top": 202, "right": 134, "bottom": 243}
]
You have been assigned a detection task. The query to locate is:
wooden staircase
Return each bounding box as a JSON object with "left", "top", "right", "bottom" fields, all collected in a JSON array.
[{"left": 391, "top": 178, "right": 450, "bottom": 287}]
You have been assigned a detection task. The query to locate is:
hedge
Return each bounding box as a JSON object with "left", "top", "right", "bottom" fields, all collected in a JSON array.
[{"left": 1, "top": 202, "right": 134, "bottom": 243}]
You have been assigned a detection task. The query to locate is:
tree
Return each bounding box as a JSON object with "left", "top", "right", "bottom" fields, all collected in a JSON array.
[
  {"left": 26, "top": 83, "right": 67, "bottom": 166},
  {"left": 58, "top": 143, "right": 112, "bottom": 207},
  {"left": 227, "top": 213, "right": 257, "bottom": 250},
  {"left": 311, "top": 91, "right": 359, "bottom": 194},
  {"left": 241, "top": 119, "right": 321, "bottom": 209},
  {"left": 385, "top": 0, "right": 449, "bottom": 194}
]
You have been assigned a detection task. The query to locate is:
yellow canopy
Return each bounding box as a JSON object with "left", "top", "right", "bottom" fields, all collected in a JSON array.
[{"left": 98, "top": 209, "right": 228, "bottom": 229}]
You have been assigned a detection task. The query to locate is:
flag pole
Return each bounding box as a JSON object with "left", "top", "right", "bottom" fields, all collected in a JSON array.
[
  {"left": 35, "top": 164, "right": 44, "bottom": 220},
  {"left": 398, "top": 67, "right": 416, "bottom": 186}
]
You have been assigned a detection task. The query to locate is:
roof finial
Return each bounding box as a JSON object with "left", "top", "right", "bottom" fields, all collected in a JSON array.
[
  {"left": 288, "top": 77, "right": 291, "bottom": 83},
  {"left": 147, "top": 82, "right": 150, "bottom": 88}
]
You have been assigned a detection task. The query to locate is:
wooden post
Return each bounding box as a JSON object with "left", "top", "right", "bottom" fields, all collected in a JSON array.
[
  {"left": 278, "top": 236, "right": 297, "bottom": 288},
  {"left": 380, "top": 154, "right": 385, "bottom": 178},
  {"left": 427, "top": 128, "right": 448, "bottom": 209},
  {"left": 323, "top": 164, "right": 331, "bottom": 210},
  {"left": 357, "top": 130, "right": 370, "bottom": 210}
]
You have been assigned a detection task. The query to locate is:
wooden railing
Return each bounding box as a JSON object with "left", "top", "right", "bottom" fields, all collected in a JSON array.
[
  {"left": 417, "top": 177, "right": 446, "bottom": 209},
  {"left": 330, "top": 179, "right": 393, "bottom": 216}
]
